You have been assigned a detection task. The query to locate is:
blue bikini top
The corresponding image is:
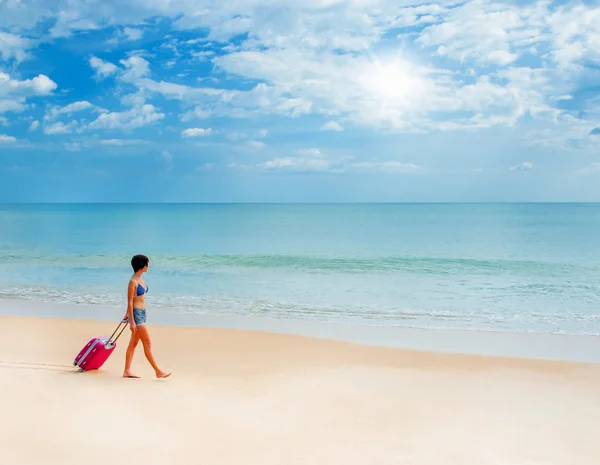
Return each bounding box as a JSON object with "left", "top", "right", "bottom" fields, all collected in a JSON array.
[{"left": 135, "top": 280, "right": 148, "bottom": 296}]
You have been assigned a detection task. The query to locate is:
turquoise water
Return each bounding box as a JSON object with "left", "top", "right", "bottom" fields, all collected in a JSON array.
[{"left": 1, "top": 203, "right": 599, "bottom": 335}]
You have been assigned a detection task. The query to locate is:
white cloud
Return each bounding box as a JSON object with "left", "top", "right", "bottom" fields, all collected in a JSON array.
[
  {"left": 0, "top": 31, "right": 35, "bottom": 63},
  {"left": 89, "top": 56, "right": 118, "bottom": 79},
  {"left": 28, "top": 120, "right": 39, "bottom": 131},
  {"left": 124, "top": 27, "right": 144, "bottom": 41},
  {"left": 45, "top": 101, "right": 105, "bottom": 121},
  {"left": 0, "top": 100, "right": 25, "bottom": 113},
  {"left": 524, "top": 105, "right": 600, "bottom": 151},
  {"left": 0, "top": 134, "right": 17, "bottom": 143},
  {"left": 259, "top": 157, "right": 333, "bottom": 172},
  {"left": 181, "top": 106, "right": 212, "bottom": 121},
  {"left": 0, "top": 72, "right": 57, "bottom": 120},
  {"left": 415, "top": 1, "right": 545, "bottom": 66},
  {"left": 44, "top": 121, "right": 78, "bottom": 135},
  {"left": 191, "top": 51, "right": 215, "bottom": 61},
  {"left": 49, "top": 10, "right": 100, "bottom": 37},
  {"left": 138, "top": 77, "right": 231, "bottom": 102},
  {"left": 321, "top": 121, "right": 344, "bottom": 132},
  {"left": 134, "top": 51, "right": 441, "bottom": 129},
  {"left": 252, "top": 155, "right": 422, "bottom": 173},
  {"left": 547, "top": 4, "right": 600, "bottom": 70},
  {"left": 86, "top": 104, "right": 164, "bottom": 131},
  {"left": 138, "top": 39, "right": 538, "bottom": 133},
  {"left": 510, "top": 161, "right": 534, "bottom": 171},
  {"left": 0, "top": 72, "right": 57, "bottom": 97},
  {"left": 246, "top": 140, "right": 265, "bottom": 150},
  {"left": 257, "top": 128, "right": 268, "bottom": 138},
  {"left": 211, "top": 50, "right": 432, "bottom": 129},
  {"left": 106, "top": 27, "right": 144, "bottom": 45},
  {"left": 120, "top": 56, "right": 151, "bottom": 82},
  {"left": 182, "top": 127, "right": 212, "bottom": 137},
  {"left": 98, "top": 138, "right": 145, "bottom": 146},
  {"left": 120, "top": 90, "right": 147, "bottom": 107}
]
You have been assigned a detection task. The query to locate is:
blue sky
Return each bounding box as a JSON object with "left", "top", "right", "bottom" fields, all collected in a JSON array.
[{"left": 0, "top": 0, "right": 599, "bottom": 202}]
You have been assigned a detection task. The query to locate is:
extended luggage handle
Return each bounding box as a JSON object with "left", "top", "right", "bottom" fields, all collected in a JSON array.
[{"left": 106, "top": 319, "right": 129, "bottom": 347}]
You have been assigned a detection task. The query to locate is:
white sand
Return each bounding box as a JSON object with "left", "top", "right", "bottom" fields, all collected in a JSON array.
[{"left": 1, "top": 303, "right": 599, "bottom": 464}]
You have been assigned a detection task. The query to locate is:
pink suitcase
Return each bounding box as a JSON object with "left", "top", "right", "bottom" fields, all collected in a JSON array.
[{"left": 73, "top": 319, "right": 128, "bottom": 372}]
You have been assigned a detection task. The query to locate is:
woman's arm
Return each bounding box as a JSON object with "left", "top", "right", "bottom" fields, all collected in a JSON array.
[{"left": 126, "top": 279, "right": 136, "bottom": 331}]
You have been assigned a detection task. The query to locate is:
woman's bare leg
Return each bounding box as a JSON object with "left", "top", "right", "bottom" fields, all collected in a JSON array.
[
  {"left": 136, "top": 325, "right": 171, "bottom": 378},
  {"left": 123, "top": 331, "right": 140, "bottom": 378}
]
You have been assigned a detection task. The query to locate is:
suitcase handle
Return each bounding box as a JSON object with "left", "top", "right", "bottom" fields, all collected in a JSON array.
[{"left": 106, "top": 319, "right": 128, "bottom": 347}]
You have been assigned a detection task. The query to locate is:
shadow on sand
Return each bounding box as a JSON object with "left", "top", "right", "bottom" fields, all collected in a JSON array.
[{"left": 0, "top": 360, "right": 84, "bottom": 374}]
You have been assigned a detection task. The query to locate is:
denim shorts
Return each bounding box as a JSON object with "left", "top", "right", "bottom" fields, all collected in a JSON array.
[{"left": 132, "top": 308, "right": 147, "bottom": 326}]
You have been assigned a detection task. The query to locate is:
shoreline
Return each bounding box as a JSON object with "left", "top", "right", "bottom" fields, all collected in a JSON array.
[
  {"left": 1, "top": 297, "right": 600, "bottom": 364},
  {"left": 2, "top": 314, "right": 599, "bottom": 378}
]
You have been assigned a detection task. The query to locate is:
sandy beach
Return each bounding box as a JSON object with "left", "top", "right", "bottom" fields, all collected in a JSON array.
[{"left": 1, "top": 306, "right": 599, "bottom": 464}]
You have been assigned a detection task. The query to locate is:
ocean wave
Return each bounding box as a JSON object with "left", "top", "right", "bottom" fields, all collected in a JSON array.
[
  {"left": 0, "top": 251, "right": 595, "bottom": 276},
  {"left": 1, "top": 285, "right": 598, "bottom": 336}
]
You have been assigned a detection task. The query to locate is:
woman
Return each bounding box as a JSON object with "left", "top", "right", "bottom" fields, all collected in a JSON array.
[{"left": 123, "top": 254, "right": 171, "bottom": 379}]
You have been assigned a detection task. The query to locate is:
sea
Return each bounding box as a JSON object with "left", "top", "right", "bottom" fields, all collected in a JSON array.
[{"left": 0, "top": 203, "right": 599, "bottom": 336}]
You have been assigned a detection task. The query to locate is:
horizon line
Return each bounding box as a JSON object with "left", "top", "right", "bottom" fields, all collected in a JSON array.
[{"left": 2, "top": 201, "right": 600, "bottom": 205}]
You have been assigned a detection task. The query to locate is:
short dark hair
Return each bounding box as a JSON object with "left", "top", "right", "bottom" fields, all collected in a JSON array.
[{"left": 131, "top": 254, "right": 149, "bottom": 272}]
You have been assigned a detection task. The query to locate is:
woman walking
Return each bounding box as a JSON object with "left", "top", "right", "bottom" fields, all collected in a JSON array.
[{"left": 123, "top": 254, "right": 171, "bottom": 379}]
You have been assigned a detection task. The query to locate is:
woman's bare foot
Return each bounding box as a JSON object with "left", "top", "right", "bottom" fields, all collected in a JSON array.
[
  {"left": 156, "top": 370, "right": 171, "bottom": 379},
  {"left": 123, "top": 371, "right": 140, "bottom": 379}
]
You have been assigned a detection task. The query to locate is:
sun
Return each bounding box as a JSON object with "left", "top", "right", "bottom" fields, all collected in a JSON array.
[{"left": 364, "top": 58, "right": 424, "bottom": 104}]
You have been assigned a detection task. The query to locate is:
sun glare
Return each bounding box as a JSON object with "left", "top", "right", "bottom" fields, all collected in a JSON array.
[{"left": 364, "top": 58, "right": 422, "bottom": 103}]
